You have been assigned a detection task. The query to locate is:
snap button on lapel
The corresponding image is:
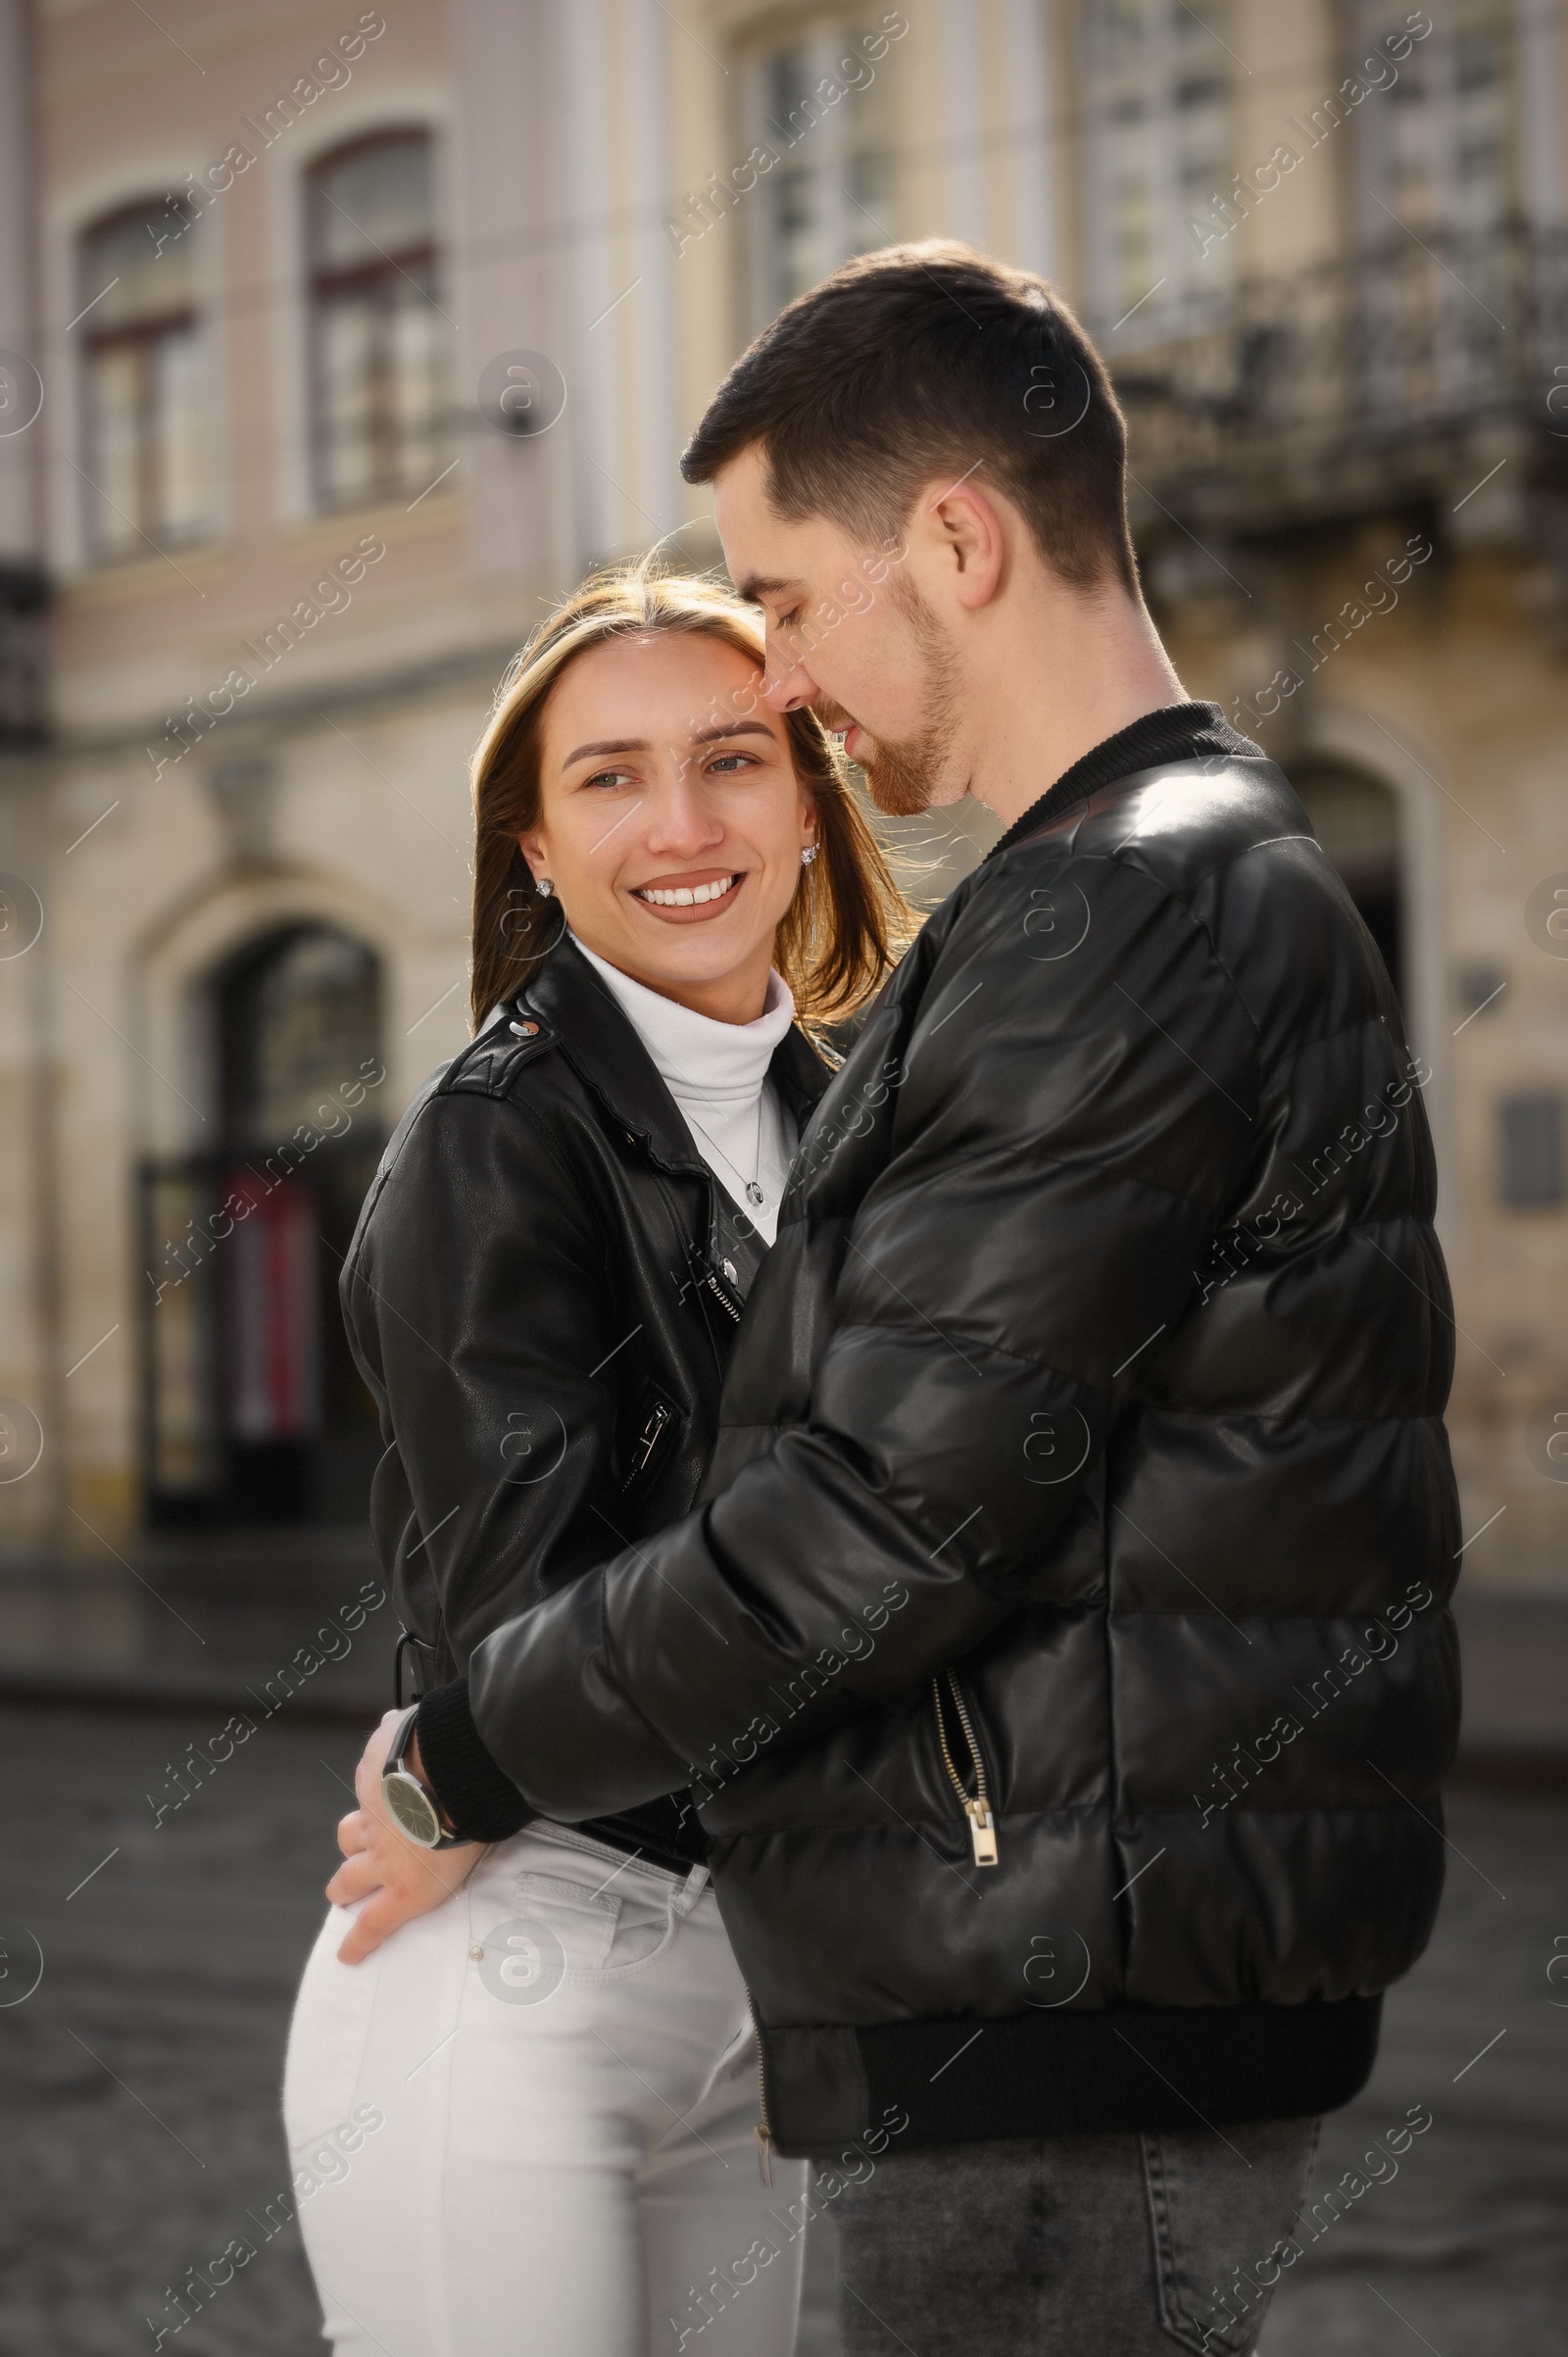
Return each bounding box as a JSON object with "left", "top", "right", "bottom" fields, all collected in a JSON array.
[{"left": 510, "top": 1019, "right": 539, "bottom": 1038}]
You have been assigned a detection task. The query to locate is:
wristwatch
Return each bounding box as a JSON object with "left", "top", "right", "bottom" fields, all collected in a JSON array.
[{"left": 380, "top": 1703, "right": 466, "bottom": 1849}]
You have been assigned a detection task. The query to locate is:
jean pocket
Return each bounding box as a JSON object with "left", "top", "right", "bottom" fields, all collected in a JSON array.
[
  {"left": 509, "top": 1870, "right": 621, "bottom": 1973},
  {"left": 513, "top": 1862, "right": 679, "bottom": 1979},
  {"left": 1144, "top": 2118, "right": 1320, "bottom": 2355}
]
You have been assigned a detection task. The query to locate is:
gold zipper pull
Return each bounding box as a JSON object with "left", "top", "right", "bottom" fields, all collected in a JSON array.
[
  {"left": 965, "top": 1798, "right": 1000, "bottom": 1867},
  {"left": 757, "top": 2124, "right": 773, "bottom": 2187}
]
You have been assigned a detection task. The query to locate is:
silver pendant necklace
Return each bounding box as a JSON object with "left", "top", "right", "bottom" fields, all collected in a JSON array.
[{"left": 682, "top": 1092, "right": 766, "bottom": 1207}]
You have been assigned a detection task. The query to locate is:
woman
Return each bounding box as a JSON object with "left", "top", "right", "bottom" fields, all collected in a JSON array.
[{"left": 282, "top": 566, "right": 911, "bottom": 2357}]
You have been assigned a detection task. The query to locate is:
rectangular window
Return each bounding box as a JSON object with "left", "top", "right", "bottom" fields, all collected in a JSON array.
[
  {"left": 1353, "top": 0, "right": 1516, "bottom": 417},
  {"left": 78, "top": 196, "right": 210, "bottom": 560},
  {"left": 1497, "top": 1094, "right": 1565, "bottom": 1208},
  {"left": 1080, "top": 0, "right": 1235, "bottom": 335},
  {"left": 309, "top": 132, "right": 452, "bottom": 510},
  {"left": 744, "top": 24, "right": 895, "bottom": 333}
]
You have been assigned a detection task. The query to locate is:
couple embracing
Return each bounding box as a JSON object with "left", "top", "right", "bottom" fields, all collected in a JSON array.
[{"left": 281, "top": 243, "right": 1459, "bottom": 2357}]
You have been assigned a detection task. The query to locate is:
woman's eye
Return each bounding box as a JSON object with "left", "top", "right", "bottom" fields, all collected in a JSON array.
[
  {"left": 707, "top": 752, "right": 758, "bottom": 775},
  {"left": 583, "top": 766, "right": 635, "bottom": 791}
]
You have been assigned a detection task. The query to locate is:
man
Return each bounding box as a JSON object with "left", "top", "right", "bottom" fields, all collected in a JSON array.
[{"left": 370, "top": 244, "right": 1460, "bottom": 2352}]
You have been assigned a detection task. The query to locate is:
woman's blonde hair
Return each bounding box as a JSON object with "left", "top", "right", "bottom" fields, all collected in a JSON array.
[{"left": 469, "top": 565, "right": 916, "bottom": 1036}]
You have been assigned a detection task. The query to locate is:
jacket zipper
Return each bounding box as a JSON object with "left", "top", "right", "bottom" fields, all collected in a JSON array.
[
  {"left": 702, "top": 1261, "right": 743, "bottom": 1323},
  {"left": 620, "top": 1399, "right": 673, "bottom": 1490},
  {"left": 932, "top": 1670, "right": 1000, "bottom": 1867},
  {"left": 745, "top": 1986, "right": 775, "bottom": 2185}
]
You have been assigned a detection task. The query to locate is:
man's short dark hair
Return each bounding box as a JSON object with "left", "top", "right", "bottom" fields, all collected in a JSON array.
[{"left": 682, "top": 241, "right": 1138, "bottom": 595}]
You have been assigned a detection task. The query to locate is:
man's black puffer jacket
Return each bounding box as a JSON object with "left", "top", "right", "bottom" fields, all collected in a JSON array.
[{"left": 464, "top": 709, "right": 1463, "bottom": 2155}]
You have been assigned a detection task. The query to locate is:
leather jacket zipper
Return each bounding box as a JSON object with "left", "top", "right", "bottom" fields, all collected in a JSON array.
[
  {"left": 620, "top": 1399, "right": 673, "bottom": 1490},
  {"left": 703, "top": 1260, "right": 743, "bottom": 1323},
  {"left": 932, "top": 1670, "right": 1000, "bottom": 1867},
  {"left": 745, "top": 1985, "right": 775, "bottom": 2185}
]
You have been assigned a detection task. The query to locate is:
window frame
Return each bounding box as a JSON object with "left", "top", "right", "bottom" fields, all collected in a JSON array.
[
  {"left": 740, "top": 22, "right": 897, "bottom": 338},
  {"left": 75, "top": 194, "right": 209, "bottom": 564},
  {"left": 1076, "top": 0, "right": 1237, "bottom": 342},
  {"left": 305, "top": 125, "right": 448, "bottom": 514}
]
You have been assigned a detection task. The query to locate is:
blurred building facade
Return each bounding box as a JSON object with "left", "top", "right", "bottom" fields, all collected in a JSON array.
[{"left": 0, "top": 0, "right": 1562, "bottom": 1593}]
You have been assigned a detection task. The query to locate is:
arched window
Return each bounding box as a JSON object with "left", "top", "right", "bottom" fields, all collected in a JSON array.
[
  {"left": 77, "top": 195, "right": 209, "bottom": 560},
  {"left": 308, "top": 130, "right": 451, "bottom": 508},
  {"left": 1291, "top": 761, "right": 1404, "bottom": 1006},
  {"left": 219, "top": 924, "right": 381, "bottom": 1148}
]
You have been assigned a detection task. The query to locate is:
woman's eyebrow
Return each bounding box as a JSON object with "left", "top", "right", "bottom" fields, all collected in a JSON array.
[
  {"left": 561, "top": 737, "right": 646, "bottom": 769},
  {"left": 690, "top": 720, "right": 777, "bottom": 746}
]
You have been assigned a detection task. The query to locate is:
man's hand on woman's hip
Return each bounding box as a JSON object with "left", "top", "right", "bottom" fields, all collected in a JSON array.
[{"left": 327, "top": 1708, "right": 484, "bottom": 1965}]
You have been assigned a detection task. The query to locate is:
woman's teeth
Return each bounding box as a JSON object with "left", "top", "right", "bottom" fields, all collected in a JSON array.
[{"left": 635, "top": 875, "right": 737, "bottom": 908}]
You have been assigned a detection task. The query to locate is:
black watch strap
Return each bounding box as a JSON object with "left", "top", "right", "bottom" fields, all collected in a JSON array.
[{"left": 381, "top": 1704, "right": 467, "bottom": 1849}]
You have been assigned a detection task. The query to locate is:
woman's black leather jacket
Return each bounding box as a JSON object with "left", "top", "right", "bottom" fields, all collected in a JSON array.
[{"left": 338, "top": 934, "right": 830, "bottom": 1870}]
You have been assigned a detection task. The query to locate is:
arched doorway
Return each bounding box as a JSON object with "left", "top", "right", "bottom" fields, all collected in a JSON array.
[
  {"left": 1289, "top": 761, "right": 1405, "bottom": 1007},
  {"left": 142, "top": 924, "right": 387, "bottom": 1526}
]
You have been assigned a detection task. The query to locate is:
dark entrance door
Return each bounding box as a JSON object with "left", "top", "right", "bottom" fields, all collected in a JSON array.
[
  {"left": 1290, "top": 762, "right": 1405, "bottom": 1010},
  {"left": 141, "top": 924, "right": 387, "bottom": 1527}
]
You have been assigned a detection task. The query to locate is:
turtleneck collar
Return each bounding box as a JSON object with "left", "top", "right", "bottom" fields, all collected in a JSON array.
[{"left": 569, "top": 936, "right": 795, "bottom": 1105}]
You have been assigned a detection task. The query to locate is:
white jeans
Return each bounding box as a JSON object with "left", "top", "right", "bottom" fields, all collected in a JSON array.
[{"left": 283, "top": 1820, "right": 808, "bottom": 2357}]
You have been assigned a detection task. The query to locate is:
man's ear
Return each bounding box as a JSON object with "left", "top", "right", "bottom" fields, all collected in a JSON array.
[{"left": 920, "top": 479, "right": 1006, "bottom": 612}]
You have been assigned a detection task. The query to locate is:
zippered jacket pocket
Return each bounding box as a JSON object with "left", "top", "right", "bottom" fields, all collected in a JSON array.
[{"left": 932, "top": 1670, "right": 1000, "bottom": 1866}]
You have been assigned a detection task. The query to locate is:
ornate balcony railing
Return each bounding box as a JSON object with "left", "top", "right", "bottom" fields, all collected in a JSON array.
[{"left": 1103, "top": 223, "right": 1568, "bottom": 532}]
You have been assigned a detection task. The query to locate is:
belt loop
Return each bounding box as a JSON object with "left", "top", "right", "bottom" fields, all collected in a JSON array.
[{"left": 674, "top": 1864, "right": 710, "bottom": 1916}]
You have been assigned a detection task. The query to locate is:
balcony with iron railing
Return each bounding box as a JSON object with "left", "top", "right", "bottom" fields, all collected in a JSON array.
[{"left": 1105, "top": 223, "right": 1568, "bottom": 539}]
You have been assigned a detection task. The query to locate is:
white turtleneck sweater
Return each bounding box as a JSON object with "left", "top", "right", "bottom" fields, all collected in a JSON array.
[{"left": 571, "top": 936, "right": 798, "bottom": 1245}]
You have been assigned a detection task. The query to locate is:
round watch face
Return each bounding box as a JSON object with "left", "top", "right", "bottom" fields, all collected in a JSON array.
[{"left": 384, "top": 1769, "right": 441, "bottom": 1848}]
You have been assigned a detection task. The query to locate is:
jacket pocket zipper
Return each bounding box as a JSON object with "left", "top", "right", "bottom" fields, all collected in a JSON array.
[
  {"left": 620, "top": 1399, "right": 673, "bottom": 1491},
  {"left": 745, "top": 1985, "right": 775, "bottom": 2185},
  {"left": 932, "top": 1670, "right": 1000, "bottom": 1867}
]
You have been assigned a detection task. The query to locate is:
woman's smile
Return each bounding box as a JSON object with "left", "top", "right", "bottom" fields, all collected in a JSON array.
[{"left": 629, "top": 868, "right": 746, "bottom": 921}]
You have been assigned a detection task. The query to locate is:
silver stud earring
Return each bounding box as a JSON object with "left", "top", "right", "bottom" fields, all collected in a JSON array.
[
  {"left": 535, "top": 877, "right": 554, "bottom": 898},
  {"left": 800, "top": 844, "right": 818, "bottom": 866}
]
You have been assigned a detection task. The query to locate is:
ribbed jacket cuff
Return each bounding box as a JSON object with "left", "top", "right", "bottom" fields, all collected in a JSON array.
[{"left": 415, "top": 1678, "right": 531, "bottom": 1843}]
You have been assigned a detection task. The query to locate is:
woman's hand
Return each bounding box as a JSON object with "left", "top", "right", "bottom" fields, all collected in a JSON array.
[{"left": 327, "top": 1708, "right": 485, "bottom": 1964}]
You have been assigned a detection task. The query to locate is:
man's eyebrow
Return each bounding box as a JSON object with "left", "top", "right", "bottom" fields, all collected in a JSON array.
[
  {"left": 561, "top": 737, "right": 646, "bottom": 770},
  {"left": 736, "top": 573, "right": 798, "bottom": 605},
  {"left": 691, "top": 720, "right": 776, "bottom": 746}
]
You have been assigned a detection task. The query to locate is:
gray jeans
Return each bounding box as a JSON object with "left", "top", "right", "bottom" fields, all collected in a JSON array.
[{"left": 826, "top": 2118, "right": 1321, "bottom": 2356}]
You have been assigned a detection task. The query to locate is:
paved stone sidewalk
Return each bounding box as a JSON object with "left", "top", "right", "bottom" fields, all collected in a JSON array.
[{"left": 1, "top": 1700, "right": 1561, "bottom": 2354}]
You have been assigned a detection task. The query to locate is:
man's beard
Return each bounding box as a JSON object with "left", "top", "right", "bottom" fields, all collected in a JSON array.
[{"left": 813, "top": 587, "right": 963, "bottom": 818}]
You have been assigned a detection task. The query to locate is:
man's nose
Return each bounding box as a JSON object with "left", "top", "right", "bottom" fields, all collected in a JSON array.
[{"left": 762, "top": 654, "right": 819, "bottom": 712}]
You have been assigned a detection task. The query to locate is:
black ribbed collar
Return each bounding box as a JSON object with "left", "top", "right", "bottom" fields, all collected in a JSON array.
[{"left": 983, "top": 701, "right": 1262, "bottom": 864}]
